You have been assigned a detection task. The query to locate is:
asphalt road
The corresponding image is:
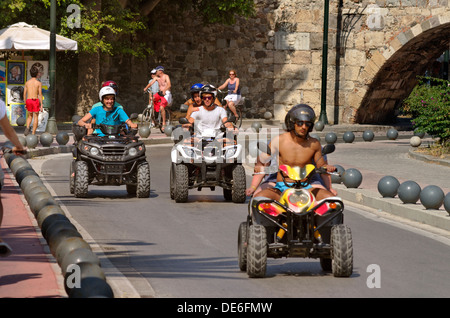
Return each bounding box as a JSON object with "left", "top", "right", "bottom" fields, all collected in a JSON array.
[{"left": 35, "top": 144, "right": 450, "bottom": 298}]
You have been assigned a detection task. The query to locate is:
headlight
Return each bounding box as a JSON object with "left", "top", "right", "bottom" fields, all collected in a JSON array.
[
  {"left": 128, "top": 147, "right": 137, "bottom": 156},
  {"left": 224, "top": 147, "right": 237, "bottom": 158},
  {"left": 286, "top": 189, "right": 312, "bottom": 213},
  {"left": 182, "top": 146, "right": 195, "bottom": 158},
  {"left": 90, "top": 147, "right": 99, "bottom": 156},
  {"left": 289, "top": 191, "right": 310, "bottom": 205}
]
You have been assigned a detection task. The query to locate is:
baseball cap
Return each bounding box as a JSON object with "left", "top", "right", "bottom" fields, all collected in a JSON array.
[
  {"left": 151, "top": 69, "right": 156, "bottom": 74},
  {"left": 155, "top": 66, "right": 164, "bottom": 71}
]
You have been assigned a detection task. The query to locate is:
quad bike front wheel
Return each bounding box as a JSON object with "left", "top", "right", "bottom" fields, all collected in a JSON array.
[
  {"left": 246, "top": 224, "right": 267, "bottom": 278},
  {"left": 231, "top": 165, "right": 246, "bottom": 203},
  {"left": 174, "top": 164, "right": 189, "bottom": 203},
  {"left": 331, "top": 224, "right": 353, "bottom": 277},
  {"left": 136, "top": 163, "right": 151, "bottom": 198},
  {"left": 74, "top": 161, "right": 89, "bottom": 198}
]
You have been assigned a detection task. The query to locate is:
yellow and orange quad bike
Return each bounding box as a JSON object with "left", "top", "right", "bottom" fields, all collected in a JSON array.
[{"left": 238, "top": 164, "right": 353, "bottom": 278}]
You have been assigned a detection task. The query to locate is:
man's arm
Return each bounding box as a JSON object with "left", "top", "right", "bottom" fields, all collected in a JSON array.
[{"left": 164, "top": 74, "right": 171, "bottom": 94}]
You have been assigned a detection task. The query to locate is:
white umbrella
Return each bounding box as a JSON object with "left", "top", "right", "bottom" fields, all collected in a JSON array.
[{"left": 0, "top": 22, "right": 77, "bottom": 51}]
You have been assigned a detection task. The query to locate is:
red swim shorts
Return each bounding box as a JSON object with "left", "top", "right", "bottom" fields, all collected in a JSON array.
[
  {"left": 25, "top": 99, "right": 40, "bottom": 112},
  {"left": 153, "top": 94, "right": 167, "bottom": 113}
]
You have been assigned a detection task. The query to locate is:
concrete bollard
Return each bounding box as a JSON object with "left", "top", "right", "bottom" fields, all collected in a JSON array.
[
  {"left": 419, "top": 185, "right": 445, "bottom": 210},
  {"left": 398, "top": 181, "right": 421, "bottom": 204}
]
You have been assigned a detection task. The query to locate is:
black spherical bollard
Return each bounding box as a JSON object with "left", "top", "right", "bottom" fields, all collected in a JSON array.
[
  {"left": 61, "top": 248, "right": 101, "bottom": 276},
  {"left": 36, "top": 205, "right": 66, "bottom": 229},
  {"left": 16, "top": 116, "right": 26, "bottom": 126},
  {"left": 342, "top": 168, "right": 362, "bottom": 188},
  {"left": 29, "top": 192, "right": 58, "bottom": 216},
  {"left": 26, "top": 134, "right": 38, "bottom": 149},
  {"left": 314, "top": 121, "right": 324, "bottom": 132},
  {"left": 164, "top": 124, "right": 174, "bottom": 137},
  {"left": 331, "top": 165, "right": 345, "bottom": 184},
  {"left": 325, "top": 132, "right": 337, "bottom": 144},
  {"left": 444, "top": 193, "right": 450, "bottom": 214},
  {"left": 398, "top": 181, "right": 421, "bottom": 204},
  {"left": 264, "top": 111, "right": 272, "bottom": 120},
  {"left": 386, "top": 128, "right": 398, "bottom": 140},
  {"left": 56, "top": 132, "right": 70, "bottom": 145},
  {"left": 55, "top": 237, "right": 92, "bottom": 266},
  {"left": 64, "top": 262, "right": 105, "bottom": 295},
  {"left": 251, "top": 122, "right": 262, "bottom": 133},
  {"left": 343, "top": 131, "right": 355, "bottom": 143},
  {"left": 377, "top": 176, "right": 400, "bottom": 198},
  {"left": 39, "top": 132, "right": 54, "bottom": 147},
  {"left": 20, "top": 175, "right": 43, "bottom": 192},
  {"left": 43, "top": 218, "right": 77, "bottom": 241},
  {"left": 362, "top": 130, "right": 374, "bottom": 142},
  {"left": 48, "top": 227, "right": 83, "bottom": 257},
  {"left": 18, "top": 135, "right": 27, "bottom": 147},
  {"left": 419, "top": 185, "right": 445, "bottom": 210},
  {"left": 69, "top": 277, "right": 114, "bottom": 298},
  {"left": 40, "top": 213, "right": 70, "bottom": 238},
  {"left": 139, "top": 126, "right": 151, "bottom": 138},
  {"left": 414, "top": 129, "right": 425, "bottom": 138}
]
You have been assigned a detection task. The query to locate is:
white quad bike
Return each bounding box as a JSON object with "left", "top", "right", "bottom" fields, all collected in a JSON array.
[{"left": 170, "top": 117, "right": 246, "bottom": 203}]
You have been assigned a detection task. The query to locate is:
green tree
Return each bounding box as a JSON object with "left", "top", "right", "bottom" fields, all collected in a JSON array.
[
  {"left": 403, "top": 76, "right": 450, "bottom": 146},
  {"left": 1, "top": 0, "right": 256, "bottom": 115}
]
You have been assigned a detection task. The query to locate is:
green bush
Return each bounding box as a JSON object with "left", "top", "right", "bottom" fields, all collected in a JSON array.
[{"left": 403, "top": 76, "right": 450, "bottom": 145}]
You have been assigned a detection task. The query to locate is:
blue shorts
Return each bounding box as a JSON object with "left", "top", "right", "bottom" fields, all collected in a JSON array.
[{"left": 274, "top": 181, "right": 312, "bottom": 193}]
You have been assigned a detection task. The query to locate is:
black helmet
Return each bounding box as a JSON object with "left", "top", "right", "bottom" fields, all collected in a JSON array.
[
  {"left": 199, "top": 84, "right": 217, "bottom": 98},
  {"left": 285, "top": 104, "right": 316, "bottom": 132}
]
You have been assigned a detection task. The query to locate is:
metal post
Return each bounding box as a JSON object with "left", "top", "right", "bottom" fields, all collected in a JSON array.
[
  {"left": 319, "top": 0, "right": 330, "bottom": 124},
  {"left": 46, "top": 0, "right": 58, "bottom": 134}
]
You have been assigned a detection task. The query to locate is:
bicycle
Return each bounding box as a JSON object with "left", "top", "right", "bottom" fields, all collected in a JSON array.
[
  {"left": 141, "top": 91, "right": 172, "bottom": 133},
  {"left": 217, "top": 89, "right": 243, "bottom": 129}
]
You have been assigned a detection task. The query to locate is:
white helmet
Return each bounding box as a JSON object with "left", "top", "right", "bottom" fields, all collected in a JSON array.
[{"left": 99, "top": 86, "right": 116, "bottom": 101}]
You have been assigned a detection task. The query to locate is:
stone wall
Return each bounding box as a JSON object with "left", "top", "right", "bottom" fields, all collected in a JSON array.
[{"left": 99, "top": 0, "right": 450, "bottom": 124}]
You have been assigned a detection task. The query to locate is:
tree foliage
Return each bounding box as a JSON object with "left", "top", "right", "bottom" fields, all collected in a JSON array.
[
  {"left": 0, "top": 0, "right": 256, "bottom": 57},
  {"left": 403, "top": 76, "right": 450, "bottom": 145}
]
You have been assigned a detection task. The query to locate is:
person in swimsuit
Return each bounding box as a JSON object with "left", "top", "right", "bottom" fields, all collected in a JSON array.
[
  {"left": 146, "top": 66, "right": 172, "bottom": 131},
  {"left": 23, "top": 65, "right": 43, "bottom": 136},
  {"left": 218, "top": 69, "right": 241, "bottom": 119},
  {"left": 251, "top": 104, "right": 336, "bottom": 201}
]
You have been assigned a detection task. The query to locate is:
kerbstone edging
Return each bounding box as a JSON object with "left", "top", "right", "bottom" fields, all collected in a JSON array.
[{"left": 3, "top": 151, "right": 114, "bottom": 298}]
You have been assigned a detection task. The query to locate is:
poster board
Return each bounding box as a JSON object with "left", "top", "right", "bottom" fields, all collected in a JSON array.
[{"left": 4, "top": 60, "right": 27, "bottom": 125}]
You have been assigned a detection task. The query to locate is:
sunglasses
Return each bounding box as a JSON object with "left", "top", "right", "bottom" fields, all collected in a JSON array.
[
  {"left": 295, "top": 120, "right": 313, "bottom": 128},
  {"left": 229, "top": 73, "right": 235, "bottom": 76},
  {"left": 202, "top": 96, "right": 213, "bottom": 100}
]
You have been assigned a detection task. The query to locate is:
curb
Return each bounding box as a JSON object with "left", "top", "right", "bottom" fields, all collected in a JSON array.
[
  {"left": 333, "top": 185, "right": 450, "bottom": 232},
  {"left": 2, "top": 150, "right": 114, "bottom": 298}
]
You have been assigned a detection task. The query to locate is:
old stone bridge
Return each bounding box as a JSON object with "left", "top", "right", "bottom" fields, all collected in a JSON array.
[{"left": 108, "top": 0, "right": 450, "bottom": 125}]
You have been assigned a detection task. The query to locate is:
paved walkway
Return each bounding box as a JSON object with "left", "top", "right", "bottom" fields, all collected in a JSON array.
[{"left": 0, "top": 121, "right": 448, "bottom": 298}]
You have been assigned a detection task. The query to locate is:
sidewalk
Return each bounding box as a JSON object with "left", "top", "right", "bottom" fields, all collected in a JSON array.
[{"left": 0, "top": 120, "right": 449, "bottom": 298}]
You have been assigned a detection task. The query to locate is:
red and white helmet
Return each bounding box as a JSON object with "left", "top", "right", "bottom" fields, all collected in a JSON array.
[
  {"left": 102, "top": 80, "right": 119, "bottom": 94},
  {"left": 99, "top": 86, "right": 116, "bottom": 102}
]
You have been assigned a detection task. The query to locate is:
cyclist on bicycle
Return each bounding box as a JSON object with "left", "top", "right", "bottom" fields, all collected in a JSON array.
[
  {"left": 146, "top": 66, "right": 171, "bottom": 132},
  {"left": 143, "top": 69, "right": 160, "bottom": 106},
  {"left": 78, "top": 86, "right": 137, "bottom": 136},
  {"left": 218, "top": 69, "right": 241, "bottom": 119},
  {"left": 184, "top": 83, "right": 221, "bottom": 118}
]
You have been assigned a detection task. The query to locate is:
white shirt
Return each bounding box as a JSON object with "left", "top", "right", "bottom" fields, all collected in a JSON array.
[
  {"left": 190, "top": 106, "right": 227, "bottom": 136},
  {"left": 0, "top": 99, "right": 6, "bottom": 120}
]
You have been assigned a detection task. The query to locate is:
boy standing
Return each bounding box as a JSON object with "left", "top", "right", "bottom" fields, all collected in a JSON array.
[{"left": 23, "top": 66, "right": 43, "bottom": 136}]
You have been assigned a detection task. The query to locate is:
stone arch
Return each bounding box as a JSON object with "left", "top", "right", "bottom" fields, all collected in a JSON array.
[{"left": 355, "top": 15, "right": 450, "bottom": 124}]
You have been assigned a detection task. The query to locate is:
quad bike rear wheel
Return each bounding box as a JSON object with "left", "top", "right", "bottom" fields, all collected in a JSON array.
[
  {"left": 237, "top": 222, "right": 248, "bottom": 271},
  {"left": 231, "top": 165, "right": 246, "bottom": 203}
]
